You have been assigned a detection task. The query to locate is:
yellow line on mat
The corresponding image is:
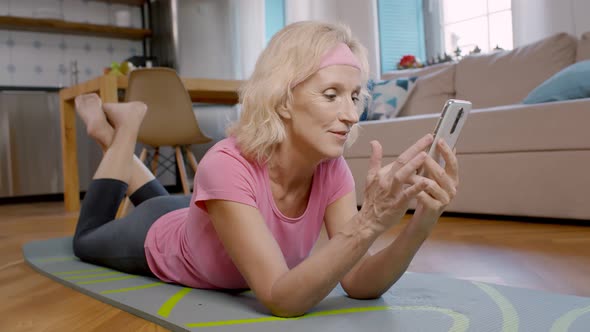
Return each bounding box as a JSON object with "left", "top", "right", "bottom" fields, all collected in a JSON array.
[
  {"left": 550, "top": 305, "right": 590, "bottom": 332},
  {"left": 34, "top": 257, "right": 76, "bottom": 263},
  {"left": 65, "top": 272, "right": 123, "bottom": 280},
  {"left": 77, "top": 276, "right": 139, "bottom": 285},
  {"left": 472, "top": 281, "right": 519, "bottom": 332},
  {"left": 158, "top": 287, "right": 192, "bottom": 318},
  {"left": 100, "top": 282, "right": 166, "bottom": 294},
  {"left": 186, "top": 305, "right": 470, "bottom": 330},
  {"left": 55, "top": 268, "right": 109, "bottom": 275},
  {"left": 186, "top": 306, "right": 390, "bottom": 327}
]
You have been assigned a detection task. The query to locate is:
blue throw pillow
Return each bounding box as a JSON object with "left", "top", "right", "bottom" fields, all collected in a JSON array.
[
  {"left": 360, "top": 76, "right": 417, "bottom": 121},
  {"left": 523, "top": 60, "right": 590, "bottom": 104}
]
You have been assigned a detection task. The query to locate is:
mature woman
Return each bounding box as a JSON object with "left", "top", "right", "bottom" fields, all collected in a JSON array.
[{"left": 72, "top": 21, "right": 459, "bottom": 318}]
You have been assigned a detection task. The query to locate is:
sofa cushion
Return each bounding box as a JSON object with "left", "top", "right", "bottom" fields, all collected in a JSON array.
[
  {"left": 523, "top": 60, "right": 590, "bottom": 104},
  {"left": 360, "top": 77, "right": 417, "bottom": 120},
  {"left": 576, "top": 31, "right": 590, "bottom": 62},
  {"left": 397, "top": 64, "right": 456, "bottom": 117},
  {"left": 381, "top": 62, "right": 454, "bottom": 81},
  {"left": 455, "top": 33, "right": 578, "bottom": 109}
]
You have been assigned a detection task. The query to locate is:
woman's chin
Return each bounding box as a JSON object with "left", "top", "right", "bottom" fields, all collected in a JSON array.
[{"left": 320, "top": 144, "right": 345, "bottom": 159}]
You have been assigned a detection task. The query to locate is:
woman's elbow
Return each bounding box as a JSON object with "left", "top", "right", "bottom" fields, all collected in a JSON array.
[
  {"left": 346, "top": 291, "right": 383, "bottom": 300},
  {"left": 262, "top": 297, "right": 309, "bottom": 318},
  {"left": 269, "top": 307, "right": 306, "bottom": 318},
  {"left": 342, "top": 282, "right": 384, "bottom": 300}
]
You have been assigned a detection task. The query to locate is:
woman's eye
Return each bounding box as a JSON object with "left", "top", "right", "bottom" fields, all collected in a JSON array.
[
  {"left": 324, "top": 94, "right": 337, "bottom": 101},
  {"left": 352, "top": 95, "right": 360, "bottom": 103}
]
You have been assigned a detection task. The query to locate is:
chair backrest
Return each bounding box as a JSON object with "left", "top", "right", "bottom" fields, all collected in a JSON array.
[{"left": 125, "top": 67, "right": 212, "bottom": 147}]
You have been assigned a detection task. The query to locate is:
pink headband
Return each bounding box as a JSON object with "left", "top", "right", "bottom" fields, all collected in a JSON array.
[
  {"left": 291, "top": 42, "right": 361, "bottom": 87},
  {"left": 319, "top": 42, "right": 362, "bottom": 70}
]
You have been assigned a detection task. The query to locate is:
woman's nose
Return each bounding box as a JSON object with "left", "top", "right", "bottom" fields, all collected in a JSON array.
[{"left": 338, "top": 100, "right": 359, "bottom": 124}]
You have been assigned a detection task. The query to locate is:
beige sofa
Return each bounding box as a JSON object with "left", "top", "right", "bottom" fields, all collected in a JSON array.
[{"left": 345, "top": 32, "right": 590, "bottom": 220}]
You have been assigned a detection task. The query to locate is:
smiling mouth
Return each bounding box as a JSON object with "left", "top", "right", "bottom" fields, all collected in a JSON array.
[{"left": 330, "top": 131, "right": 349, "bottom": 138}]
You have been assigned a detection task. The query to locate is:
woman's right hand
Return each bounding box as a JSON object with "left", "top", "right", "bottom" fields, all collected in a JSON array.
[{"left": 359, "top": 134, "right": 434, "bottom": 233}]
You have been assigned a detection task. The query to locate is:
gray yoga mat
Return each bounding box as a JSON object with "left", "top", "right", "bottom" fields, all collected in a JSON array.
[{"left": 23, "top": 237, "right": 590, "bottom": 332}]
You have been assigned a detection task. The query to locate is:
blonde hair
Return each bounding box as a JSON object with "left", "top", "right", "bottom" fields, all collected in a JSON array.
[{"left": 227, "top": 20, "right": 370, "bottom": 163}]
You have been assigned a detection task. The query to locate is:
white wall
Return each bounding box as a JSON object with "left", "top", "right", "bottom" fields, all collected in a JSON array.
[
  {"left": 176, "top": 0, "right": 243, "bottom": 161},
  {"left": 512, "top": 0, "right": 590, "bottom": 46},
  {"left": 571, "top": 0, "right": 590, "bottom": 36},
  {"left": 231, "top": 0, "right": 266, "bottom": 79},
  {"left": 285, "top": 0, "right": 381, "bottom": 79},
  {"left": 177, "top": 0, "right": 235, "bottom": 79},
  {"left": 423, "top": 0, "right": 444, "bottom": 61},
  {"left": 285, "top": 0, "right": 311, "bottom": 23},
  {"left": 177, "top": 0, "right": 266, "bottom": 80}
]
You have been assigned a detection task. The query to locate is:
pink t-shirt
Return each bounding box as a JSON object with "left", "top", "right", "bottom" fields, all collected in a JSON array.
[{"left": 144, "top": 137, "right": 354, "bottom": 289}]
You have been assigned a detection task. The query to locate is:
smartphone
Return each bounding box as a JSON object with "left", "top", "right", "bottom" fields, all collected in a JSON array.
[{"left": 427, "top": 99, "right": 472, "bottom": 168}]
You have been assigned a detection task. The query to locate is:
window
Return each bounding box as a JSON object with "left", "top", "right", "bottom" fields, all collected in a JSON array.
[
  {"left": 442, "top": 0, "right": 512, "bottom": 55},
  {"left": 265, "top": 0, "right": 285, "bottom": 45},
  {"left": 378, "top": 0, "right": 426, "bottom": 73}
]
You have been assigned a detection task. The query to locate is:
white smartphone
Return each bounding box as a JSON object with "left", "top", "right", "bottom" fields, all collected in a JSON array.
[{"left": 427, "top": 99, "right": 472, "bottom": 168}]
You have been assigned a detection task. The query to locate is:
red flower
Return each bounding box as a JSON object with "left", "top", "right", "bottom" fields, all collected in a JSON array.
[{"left": 399, "top": 55, "right": 416, "bottom": 67}]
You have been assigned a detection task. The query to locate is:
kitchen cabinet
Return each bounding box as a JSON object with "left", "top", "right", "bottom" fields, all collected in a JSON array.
[
  {"left": 0, "top": 89, "right": 179, "bottom": 199},
  {"left": 0, "top": 90, "right": 102, "bottom": 198}
]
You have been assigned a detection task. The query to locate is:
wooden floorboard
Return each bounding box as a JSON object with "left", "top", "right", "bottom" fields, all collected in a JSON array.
[{"left": 1, "top": 201, "right": 589, "bottom": 331}]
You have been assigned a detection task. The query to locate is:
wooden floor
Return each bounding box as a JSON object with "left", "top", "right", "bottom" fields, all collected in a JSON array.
[{"left": 1, "top": 201, "right": 589, "bottom": 331}]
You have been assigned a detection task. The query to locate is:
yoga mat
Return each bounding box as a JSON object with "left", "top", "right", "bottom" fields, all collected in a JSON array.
[{"left": 23, "top": 237, "right": 590, "bottom": 331}]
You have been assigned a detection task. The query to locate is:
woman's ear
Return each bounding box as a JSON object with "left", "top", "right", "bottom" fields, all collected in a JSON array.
[{"left": 277, "top": 103, "right": 292, "bottom": 120}]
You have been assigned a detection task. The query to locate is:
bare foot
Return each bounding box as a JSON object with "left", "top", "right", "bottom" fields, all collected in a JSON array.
[
  {"left": 103, "top": 101, "right": 147, "bottom": 131},
  {"left": 74, "top": 93, "right": 114, "bottom": 149}
]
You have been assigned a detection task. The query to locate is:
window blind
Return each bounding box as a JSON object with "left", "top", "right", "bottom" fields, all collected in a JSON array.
[
  {"left": 265, "top": 0, "right": 285, "bottom": 44},
  {"left": 378, "top": 0, "right": 426, "bottom": 73}
]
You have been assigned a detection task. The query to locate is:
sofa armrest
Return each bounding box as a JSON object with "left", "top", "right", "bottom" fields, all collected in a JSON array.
[{"left": 345, "top": 98, "right": 590, "bottom": 158}]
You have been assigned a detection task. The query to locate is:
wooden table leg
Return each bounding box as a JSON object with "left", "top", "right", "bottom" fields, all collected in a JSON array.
[
  {"left": 59, "top": 92, "right": 80, "bottom": 212},
  {"left": 99, "top": 75, "right": 118, "bottom": 103}
]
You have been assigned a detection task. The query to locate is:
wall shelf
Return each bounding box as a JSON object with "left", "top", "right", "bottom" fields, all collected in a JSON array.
[{"left": 0, "top": 16, "right": 151, "bottom": 40}]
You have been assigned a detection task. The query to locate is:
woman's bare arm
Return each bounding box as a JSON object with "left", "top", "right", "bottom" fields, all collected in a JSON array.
[
  {"left": 206, "top": 199, "right": 378, "bottom": 317},
  {"left": 326, "top": 138, "right": 460, "bottom": 298},
  {"left": 324, "top": 192, "right": 431, "bottom": 298}
]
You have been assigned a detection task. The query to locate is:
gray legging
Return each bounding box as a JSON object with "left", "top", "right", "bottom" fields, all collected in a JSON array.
[{"left": 73, "top": 178, "right": 191, "bottom": 277}]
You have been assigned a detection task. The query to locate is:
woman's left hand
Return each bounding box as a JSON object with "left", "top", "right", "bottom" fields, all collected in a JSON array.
[{"left": 411, "top": 139, "right": 460, "bottom": 230}]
